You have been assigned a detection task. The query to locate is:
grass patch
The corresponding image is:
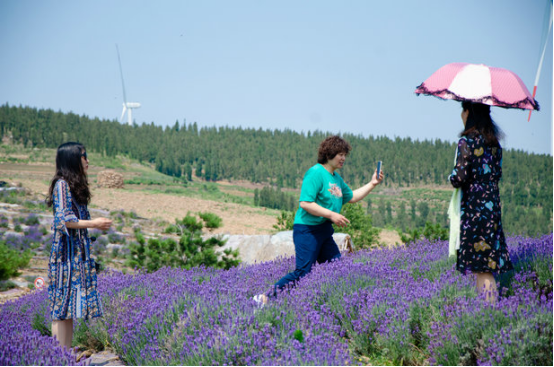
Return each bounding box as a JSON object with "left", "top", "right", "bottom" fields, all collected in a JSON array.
[
  {"left": 73, "top": 319, "right": 105, "bottom": 351},
  {"left": 31, "top": 312, "right": 51, "bottom": 337}
]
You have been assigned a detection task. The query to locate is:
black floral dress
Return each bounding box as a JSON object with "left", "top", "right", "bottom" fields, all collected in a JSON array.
[{"left": 450, "top": 133, "right": 513, "bottom": 275}]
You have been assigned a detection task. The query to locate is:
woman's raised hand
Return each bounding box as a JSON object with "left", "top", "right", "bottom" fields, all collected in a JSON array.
[
  {"left": 370, "top": 169, "right": 384, "bottom": 186},
  {"left": 93, "top": 217, "right": 112, "bottom": 230}
]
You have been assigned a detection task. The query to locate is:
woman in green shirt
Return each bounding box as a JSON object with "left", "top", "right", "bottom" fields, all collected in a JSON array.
[{"left": 255, "top": 135, "right": 383, "bottom": 305}]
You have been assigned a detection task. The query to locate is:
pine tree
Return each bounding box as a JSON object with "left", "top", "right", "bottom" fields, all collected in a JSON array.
[{"left": 195, "top": 161, "right": 203, "bottom": 179}]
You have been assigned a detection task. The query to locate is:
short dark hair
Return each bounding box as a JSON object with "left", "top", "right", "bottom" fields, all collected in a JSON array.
[{"left": 317, "top": 135, "right": 352, "bottom": 164}]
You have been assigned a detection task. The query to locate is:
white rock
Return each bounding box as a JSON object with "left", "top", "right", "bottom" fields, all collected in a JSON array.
[{"left": 215, "top": 231, "right": 354, "bottom": 264}]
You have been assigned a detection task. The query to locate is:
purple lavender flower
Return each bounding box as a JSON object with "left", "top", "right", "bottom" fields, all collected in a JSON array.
[{"left": 1, "top": 234, "right": 551, "bottom": 365}]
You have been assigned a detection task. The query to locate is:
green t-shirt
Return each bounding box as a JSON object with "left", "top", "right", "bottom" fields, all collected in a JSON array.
[{"left": 294, "top": 163, "right": 353, "bottom": 225}]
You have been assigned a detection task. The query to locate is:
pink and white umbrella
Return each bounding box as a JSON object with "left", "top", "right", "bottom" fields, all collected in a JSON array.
[{"left": 415, "top": 62, "right": 539, "bottom": 111}]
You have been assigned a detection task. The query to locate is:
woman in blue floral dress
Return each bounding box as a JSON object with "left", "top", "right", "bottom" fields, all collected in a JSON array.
[
  {"left": 450, "top": 102, "right": 513, "bottom": 303},
  {"left": 46, "top": 142, "right": 112, "bottom": 349}
]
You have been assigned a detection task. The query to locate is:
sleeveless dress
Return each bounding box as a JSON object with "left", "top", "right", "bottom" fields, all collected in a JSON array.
[
  {"left": 449, "top": 133, "right": 513, "bottom": 274},
  {"left": 48, "top": 179, "right": 103, "bottom": 320}
]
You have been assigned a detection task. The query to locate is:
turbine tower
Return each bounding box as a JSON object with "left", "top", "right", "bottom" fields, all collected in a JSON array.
[{"left": 116, "top": 44, "right": 140, "bottom": 125}]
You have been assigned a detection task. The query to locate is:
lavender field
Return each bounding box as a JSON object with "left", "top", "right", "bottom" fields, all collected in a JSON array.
[{"left": 1, "top": 234, "right": 552, "bottom": 366}]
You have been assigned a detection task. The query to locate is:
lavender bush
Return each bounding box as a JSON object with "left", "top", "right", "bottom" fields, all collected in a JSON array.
[
  {"left": 2, "top": 231, "right": 42, "bottom": 251},
  {"left": 13, "top": 213, "right": 40, "bottom": 226},
  {"left": 0, "top": 214, "right": 8, "bottom": 228},
  {"left": 0, "top": 234, "right": 551, "bottom": 366},
  {"left": 0, "top": 290, "right": 81, "bottom": 365}
]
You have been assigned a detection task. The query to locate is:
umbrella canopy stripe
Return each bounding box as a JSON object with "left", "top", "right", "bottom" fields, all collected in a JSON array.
[
  {"left": 415, "top": 62, "right": 539, "bottom": 111},
  {"left": 449, "top": 64, "right": 492, "bottom": 99}
]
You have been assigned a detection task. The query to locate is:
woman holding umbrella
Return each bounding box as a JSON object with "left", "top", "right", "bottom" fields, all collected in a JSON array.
[
  {"left": 416, "top": 62, "right": 539, "bottom": 303},
  {"left": 449, "top": 101, "right": 513, "bottom": 302}
]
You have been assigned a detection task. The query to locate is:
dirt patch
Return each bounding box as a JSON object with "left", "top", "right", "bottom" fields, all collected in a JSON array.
[
  {"left": 92, "top": 188, "right": 278, "bottom": 235},
  {"left": 0, "top": 287, "right": 32, "bottom": 305},
  {"left": 3, "top": 162, "right": 280, "bottom": 235},
  {"left": 379, "top": 229, "right": 403, "bottom": 247},
  {"left": 0, "top": 163, "right": 57, "bottom": 173}
]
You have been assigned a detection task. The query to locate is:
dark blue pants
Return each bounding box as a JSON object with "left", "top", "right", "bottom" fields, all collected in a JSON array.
[{"left": 274, "top": 222, "right": 341, "bottom": 295}]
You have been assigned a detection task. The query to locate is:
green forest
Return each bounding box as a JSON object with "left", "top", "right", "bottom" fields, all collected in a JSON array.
[{"left": 1, "top": 103, "right": 552, "bottom": 235}]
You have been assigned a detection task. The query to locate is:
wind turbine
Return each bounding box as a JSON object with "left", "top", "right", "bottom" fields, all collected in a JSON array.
[{"left": 116, "top": 44, "right": 140, "bottom": 125}]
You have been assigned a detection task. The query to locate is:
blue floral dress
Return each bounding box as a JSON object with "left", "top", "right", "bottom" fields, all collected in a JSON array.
[
  {"left": 450, "top": 133, "right": 513, "bottom": 275},
  {"left": 48, "top": 179, "right": 103, "bottom": 320}
]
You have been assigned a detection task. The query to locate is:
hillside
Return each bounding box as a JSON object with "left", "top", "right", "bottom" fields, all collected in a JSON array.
[
  {"left": 1, "top": 103, "right": 552, "bottom": 235},
  {"left": 0, "top": 148, "right": 276, "bottom": 236}
]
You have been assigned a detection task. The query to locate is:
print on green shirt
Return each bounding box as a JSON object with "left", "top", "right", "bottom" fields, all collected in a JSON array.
[{"left": 294, "top": 164, "right": 353, "bottom": 225}]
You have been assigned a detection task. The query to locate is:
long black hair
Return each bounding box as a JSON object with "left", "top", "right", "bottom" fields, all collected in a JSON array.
[
  {"left": 460, "top": 101, "right": 504, "bottom": 147},
  {"left": 46, "top": 142, "right": 91, "bottom": 207}
]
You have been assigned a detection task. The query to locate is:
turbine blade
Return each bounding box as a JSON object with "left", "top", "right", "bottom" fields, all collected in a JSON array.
[
  {"left": 120, "top": 105, "right": 127, "bottom": 122},
  {"left": 116, "top": 44, "right": 128, "bottom": 104},
  {"left": 128, "top": 108, "right": 133, "bottom": 125}
]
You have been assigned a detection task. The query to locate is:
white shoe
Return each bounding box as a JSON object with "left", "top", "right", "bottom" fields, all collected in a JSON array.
[{"left": 253, "top": 294, "right": 268, "bottom": 308}]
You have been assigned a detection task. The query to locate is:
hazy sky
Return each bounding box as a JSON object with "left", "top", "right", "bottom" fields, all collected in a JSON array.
[{"left": 1, "top": 0, "right": 552, "bottom": 155}]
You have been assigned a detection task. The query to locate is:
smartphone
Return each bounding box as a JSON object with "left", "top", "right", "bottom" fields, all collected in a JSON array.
[{"left": 377, "top": 161, "right": 382, "bottom": 176}]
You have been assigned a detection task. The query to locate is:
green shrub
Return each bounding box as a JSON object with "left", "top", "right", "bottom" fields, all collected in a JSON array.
[
  {"left": 176, "top": 213, "right": 203, "bottom": 233},
  {"left": 31, "top": 312, "right": 51, "bottom": 337},
  {"left": 73, "top": 319, "right": 105, "bottom": 351},
  {"left": 293, "top": 329, "right": 304, "bottom": 343},
  {"left": 163, "top": 224, "right": 180, "bottom": 234},
  {"left": 198, "top": 212, "right": 222, "bottom": 230},
  {"left": 335, "top": 203, "right": 380, "bottom": 249},
  {"left": 0, "top": 241, "right": 32, "bottom": 280},
  {"left": 0, "top": 189, "right": 26, "bottom": 204},
  {"left": 122, "top": 210, "right": 138, "bottom": 219},
  {"left": 202, "top": 183, "right": 220, "bottom": 193},
  {"left": 164, "top": 213, "right": 206, "bottom": 235},
  {"left": 23, "top": 214, "right": 40, "bottom": 226},
  {"left": 23, "top": 200, "right": 48, "bottom": 211},
  {"left": 273, "top": 210, "right": 295, "bottom": 231},
  {"left": 95, "top": 256, "right": 106, "bottom": 273},
  {"left": 127, "top": 213, "right": 239, "bottom": 272},
  {"left": 399, "top": 221, "right": 448, "bottom": 244}
]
